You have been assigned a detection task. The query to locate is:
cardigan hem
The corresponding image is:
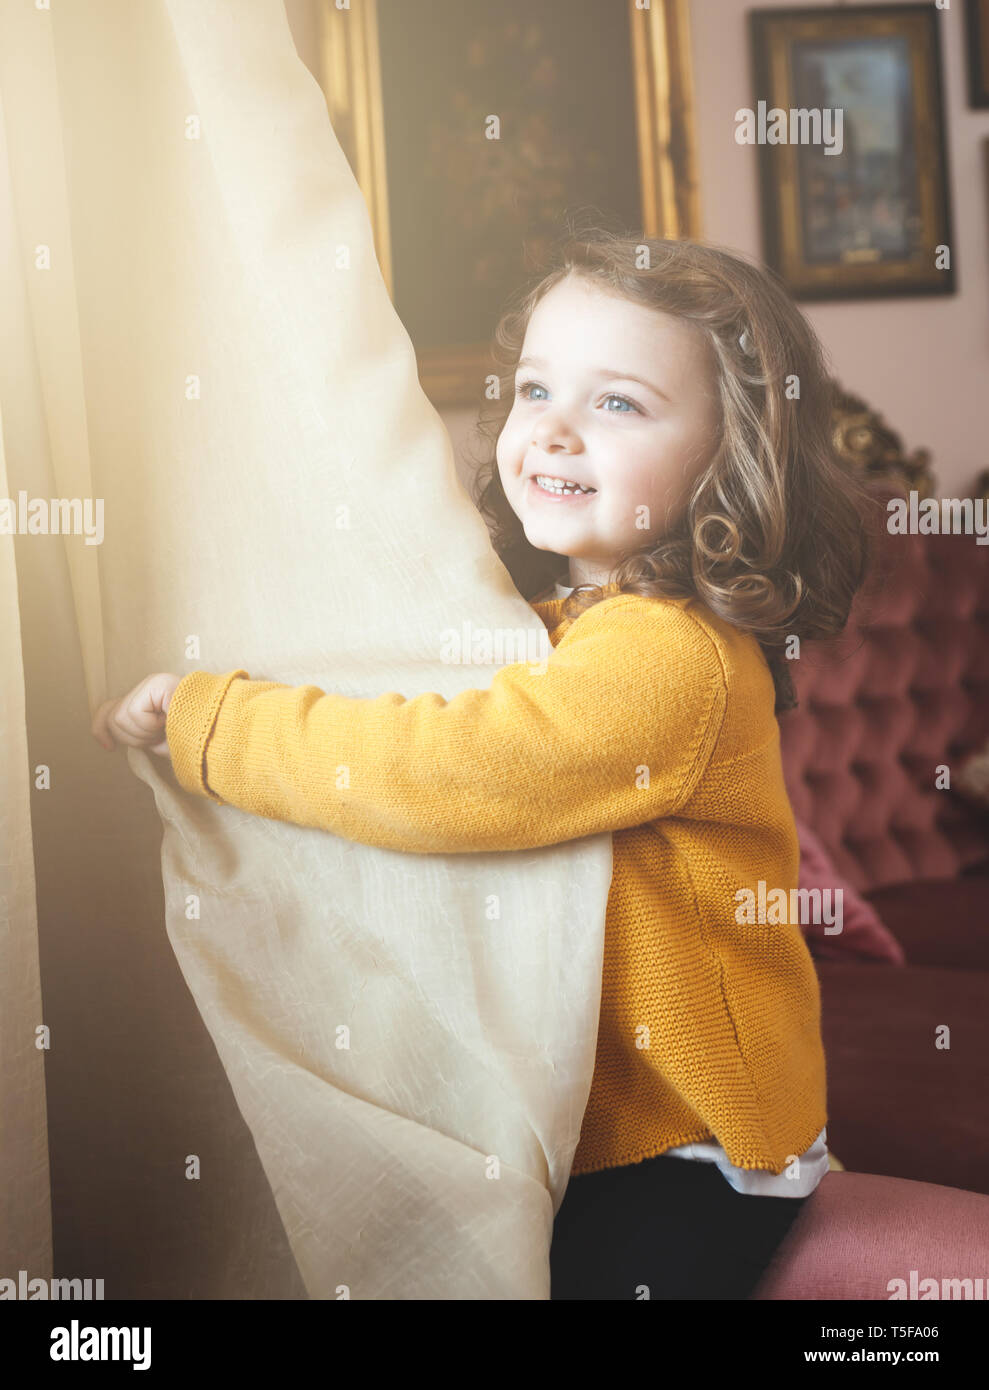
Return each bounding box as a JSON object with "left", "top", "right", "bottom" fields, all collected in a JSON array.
[{"left": 568, "top": 1112, "right": 829, "bottom": 1180}]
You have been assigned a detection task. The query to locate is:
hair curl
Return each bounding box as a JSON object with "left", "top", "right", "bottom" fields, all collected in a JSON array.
[{"left": 466, "top": 220, "right": 882, "bottom": 714}]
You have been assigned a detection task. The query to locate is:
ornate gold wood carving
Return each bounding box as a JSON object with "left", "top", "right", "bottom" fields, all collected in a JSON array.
[{"left": 831, "top": 382, "right": 936, "bottom": 499}]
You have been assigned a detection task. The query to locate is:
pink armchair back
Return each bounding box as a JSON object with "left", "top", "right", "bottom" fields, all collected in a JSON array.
[{"left": 779, "top": 517, "right": 989, "bottom": 893}]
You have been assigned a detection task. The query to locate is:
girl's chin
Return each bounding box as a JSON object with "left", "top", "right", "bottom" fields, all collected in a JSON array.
[{"left": 522, "top": 518, "right": 586, "bottom": 548}]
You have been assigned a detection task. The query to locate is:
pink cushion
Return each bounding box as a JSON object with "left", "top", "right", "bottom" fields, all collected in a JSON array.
[
  {"left": 752, "top": 1170, "right": 989, "bottom": 1299},
  {"left": 796, "top": 817, "right": 906, "bottom": 964}
]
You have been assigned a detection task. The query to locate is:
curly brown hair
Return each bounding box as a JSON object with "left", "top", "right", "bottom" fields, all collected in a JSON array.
[{"left": 466, "top": 223, "right": 882, "bottom": 714}]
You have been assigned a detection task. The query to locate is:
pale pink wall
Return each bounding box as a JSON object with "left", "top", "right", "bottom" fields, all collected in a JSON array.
[{"left": 689, "top": 0, "right": 988, "bottom": 498}]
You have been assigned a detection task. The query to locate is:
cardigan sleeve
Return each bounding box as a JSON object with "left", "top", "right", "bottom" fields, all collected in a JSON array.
[{"left": 164, "top": 595, "right": 729, "bottom": 854}]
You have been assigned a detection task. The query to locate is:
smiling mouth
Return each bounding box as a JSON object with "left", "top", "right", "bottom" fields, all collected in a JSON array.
[{"left": 530, "top": 474, "right": 597, "bottom": 497}]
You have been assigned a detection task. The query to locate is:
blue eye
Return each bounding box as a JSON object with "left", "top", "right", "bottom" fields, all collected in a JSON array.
[
  {"left": 514, "top": 381, "right": 642, "bottom": 414},
  {"left": 603, "top": 393, "right": 639, "bottom": 414}
]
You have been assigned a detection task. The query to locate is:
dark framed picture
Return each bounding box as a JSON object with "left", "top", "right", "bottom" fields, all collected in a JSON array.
[
  {"left": 319, "top": 0, "right": 699, "bottom": 405},
  {"left": 966, "top": 0, "right": 989, "bottom": 107},
  {"left": 749, "top": 4, "right": 955, "bottom": 301}
]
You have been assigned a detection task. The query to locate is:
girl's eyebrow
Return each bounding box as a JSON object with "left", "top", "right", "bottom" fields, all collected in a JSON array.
[{"left": 516, "top": 355, "right": 672, "bottom": 403}]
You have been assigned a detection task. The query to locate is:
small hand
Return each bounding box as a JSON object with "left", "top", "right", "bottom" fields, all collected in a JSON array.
[{"left": 91, "top": 673, "right": 183, "bottom": 758}]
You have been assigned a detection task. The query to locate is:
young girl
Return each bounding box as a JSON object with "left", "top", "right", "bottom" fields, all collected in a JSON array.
[{"left": 92, "top": 229, "right": 876, "bottom": 1300}]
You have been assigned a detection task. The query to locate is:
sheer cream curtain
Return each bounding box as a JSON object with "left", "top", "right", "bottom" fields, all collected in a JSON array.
[{"left": 0, "top": 0, "right": 612, "bottom": 1298}]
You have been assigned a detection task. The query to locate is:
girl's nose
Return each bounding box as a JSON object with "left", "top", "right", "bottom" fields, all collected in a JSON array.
[{"left": 531, "top": 411, "right": 582, "bottom": 453}]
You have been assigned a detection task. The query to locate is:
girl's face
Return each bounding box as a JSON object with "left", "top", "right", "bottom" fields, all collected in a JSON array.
[{"left": 496, "top": 273, "right": 722, "bottom": 588}]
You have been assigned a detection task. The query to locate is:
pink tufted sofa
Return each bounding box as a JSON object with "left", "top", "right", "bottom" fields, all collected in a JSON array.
[{"left": 751, "top": 480, "right": 989, "bottom": 1298}]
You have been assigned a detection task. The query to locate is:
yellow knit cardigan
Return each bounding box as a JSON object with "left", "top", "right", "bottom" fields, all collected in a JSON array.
[{"left": 164, "top": 589, "right": 828, "bottom": 1177}]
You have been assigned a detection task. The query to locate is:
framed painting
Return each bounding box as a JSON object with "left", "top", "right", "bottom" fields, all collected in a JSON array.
[
  {"left": 318, "top": 0, "right": 700, "bottom": 405},
  {"left": 749, "top": 5, "right": 955, "bottom": 301}
]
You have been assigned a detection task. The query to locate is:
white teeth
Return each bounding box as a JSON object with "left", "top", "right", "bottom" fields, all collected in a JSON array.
[{"left": 534, "top": 474, "right": 595, "bottom": 495}]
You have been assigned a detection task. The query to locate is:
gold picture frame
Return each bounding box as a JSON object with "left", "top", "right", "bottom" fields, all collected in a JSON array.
[
  {"left": 318, "top": 0, "right": 700, "bottom": 406},
  {"left": 750, "top": 5, "right": 955, "bottom": 301}
]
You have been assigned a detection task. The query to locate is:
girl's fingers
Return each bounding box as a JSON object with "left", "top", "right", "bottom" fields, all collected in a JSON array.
[
  {"left": 93, "top": 675, "right": 179, "bottom": 753},
  {"left": 92, "top": 691, "right": 166, "bottom": 749},
  {"left": 114, "top": 698, "right": 164, "bottom": 741}
]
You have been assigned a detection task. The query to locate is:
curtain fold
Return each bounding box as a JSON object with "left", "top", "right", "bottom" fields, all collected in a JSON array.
[
  {"left": 0, "top": 0, "right": 612, "bottom": 1298},
  {"left": 0, "top": 374, "right": 51, "bottom": 1285},
  {"left": 0, "top": 13, "right": 55, "bottom": 1282}
]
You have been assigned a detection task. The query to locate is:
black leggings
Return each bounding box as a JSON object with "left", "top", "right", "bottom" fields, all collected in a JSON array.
[{"left": 550, "top": 1151, "right": 807, "bottom": 1300}]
